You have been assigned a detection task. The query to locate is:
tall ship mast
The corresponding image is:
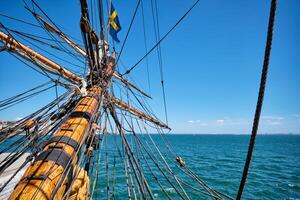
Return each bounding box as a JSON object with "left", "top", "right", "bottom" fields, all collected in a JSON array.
[{"left": 0, "top": 0, "right": 277, "bottom": 199}]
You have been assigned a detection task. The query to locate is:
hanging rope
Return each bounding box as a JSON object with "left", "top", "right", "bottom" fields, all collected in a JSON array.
[{"left": 236, "top": 0, "right": 277, "bottom": 199}]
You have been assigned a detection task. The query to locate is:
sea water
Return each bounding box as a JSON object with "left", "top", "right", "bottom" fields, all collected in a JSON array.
[
  {"left": 91, "top": 134, "right": 300, "bottom": 200},
  {"left": 1, "top": 134, "right": 299, "bottom": 199}
]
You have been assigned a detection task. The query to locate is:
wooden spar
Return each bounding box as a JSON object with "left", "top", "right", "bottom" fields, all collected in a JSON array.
[
  {"left": 9, "top": 86, "right": 102, "bottom": 200},
  {"left": 110, "top": 96, "right": 170, "bottom": 130},
  {"left": 113, "top": 71, "right": 151, "bottom": 98},
  {"left": 0, "top": 31, "right": 81, "bottom": 84},
  {"left": 33, "top": 13, "right": 86, "bottom": 57},
  {"left": 31, "top": 14, "right": 151, "bottom": 98}
]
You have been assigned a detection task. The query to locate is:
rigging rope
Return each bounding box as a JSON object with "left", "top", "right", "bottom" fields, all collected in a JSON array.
[
  {"left": 0, "top": 85, "right": 56, "bottom": 111},
  {"left": 27, "top": 2, "right": 86, "bottom": 65},
  {"left": 105, "top": 133, "right": 111, "bottom": 200},
  {"left": 1, "top": 24, "right": 78, "bottom": 85},
  {"left": 0, "top": 13, "right": 41, "bottom": 28},
  {"left": 14, "top": 32, "right": 85, "bottom": 71},
  {"left": 140, "top": 0, "right": 151, "bottom": 95},
  {"left": 106, "top": 114, "right": 133, "bottom": 199},
  {"left": 121, "top": 0, "right": 200, "bottom": 76},
  {"left": 0, "top": 81, "right": 51, "bottom": 104},
  {"left": 236, "top": 0, "right": 277, "bottom": 199},
  {"left": 150, "top": 0, "right": 168, "bottom": 124},
  {"left": 115, "top": 0, "right": 141, "bottom": 66}
]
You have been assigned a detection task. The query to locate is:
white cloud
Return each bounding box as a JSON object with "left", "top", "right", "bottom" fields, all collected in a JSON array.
[
  {"left": 261, "top": 116, "right": 284, "bottom": 120},
  {"left": 261, "top": 115, "right": 284, "bottom": 126},
  {"left": 265, "top": 120, "right": 281, "bottom": 125},
  {"left": 188, "top": 119, "right": 202, "bottom": 124},
  {"left": 186, "top": 119, "right": 208, "bottom": 127},
  {"left": 216, "top": 119, "right": 225, "bottom": 126},
  {"left": 217, "top": 119, "right": 224, "bottom": 123}
]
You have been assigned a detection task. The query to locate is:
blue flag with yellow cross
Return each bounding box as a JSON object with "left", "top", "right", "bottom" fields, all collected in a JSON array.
[{"left": 109, "top": 3, "right": 122, "bottom": 43}]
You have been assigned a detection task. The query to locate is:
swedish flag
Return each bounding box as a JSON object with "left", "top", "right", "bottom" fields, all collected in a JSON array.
[{"left": 109, "top": 3, "right": 122, "bottom": 43}]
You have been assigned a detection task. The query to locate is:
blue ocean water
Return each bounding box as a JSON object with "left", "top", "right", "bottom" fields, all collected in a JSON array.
[
  {"left": 164, "top": 134, "right": 300, "bottom": 199},
  {"left": 1, "top": 134, "right": 299, "bottom": 199},
  {"left": 91, "top": 134, "right": 300, "bottom": 200}
]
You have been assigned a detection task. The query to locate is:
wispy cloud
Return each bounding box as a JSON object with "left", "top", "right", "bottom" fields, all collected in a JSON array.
[
  {"left": 188, "top": 119, "right": 203, "bottom": 125},
  {"left": 216, "top": 119, "right": 224, "bottom": 126},
  {"left": 188, "top": 118, "right": 250, "bottom": 127},
  {"left": 261, "top": 116, "right": 284, "bottom": 120},
  {"left": 261, "top": 115, "right": 284, "bottom": 126}
]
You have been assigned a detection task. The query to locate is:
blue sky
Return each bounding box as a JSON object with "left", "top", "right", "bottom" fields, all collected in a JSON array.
[{"left": 0, "top": 0, "right": 299, "bottom": 134}]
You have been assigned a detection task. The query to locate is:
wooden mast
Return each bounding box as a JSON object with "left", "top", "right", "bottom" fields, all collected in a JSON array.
[{"left": 9, "top": 86, "right": 102, "bottom": 200}]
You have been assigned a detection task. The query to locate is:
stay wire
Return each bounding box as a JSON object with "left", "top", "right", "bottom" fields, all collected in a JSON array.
[
  {"left": 106, "top": 112, "right": 133, "bottom": 199},
  {"left": 140, "top": 0, "right": 151, "bottom": 96},
  {"left": 134, "top": 119, "right": 187, "bottom": 199},
  {"left": 14, "top": 32, "right": 85, "bottom": 72},
  {"left": 0, "top": 26, "right": 67, "bottom": 45},
  {"left": 0, "top": 13, "right": 41, "bottom": 28},
  {"left": 122, "top": 0, "right": 200, "bottom": 76},
  {"left": 1, "top": 24, "right": 58, "bottom": 82},
  {"left": 120, "top": 112, "right": 173, "bottom": 199},
  {"left": 150, "top": 122, "right": 230, "bottom": 199},
  {"left": 150, "top": 0, "right": 168, "bottom": 124},
  {"left": 105, "top": 133, "right": 111, "bottom": 200},
  {"left": 108, "top": 106, "right": 154, "bottom": 199},
  {"left": 27, "top": 2, "right": 86, "bottom": 65},
  {"left": 0, "top": 85, "right": 56, "bottom": 111},
  {"left": 0, "top": 81, "right": 51, "bottom": 104},
  {"left": 115, "top": 0, "right": 141, "bottom": 66}
]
